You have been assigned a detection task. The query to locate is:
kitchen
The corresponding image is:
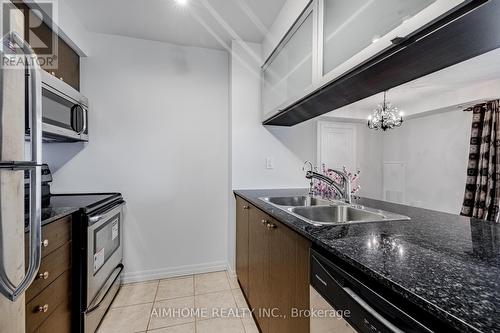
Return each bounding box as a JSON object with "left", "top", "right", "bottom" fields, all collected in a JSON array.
[{"left": 0, "top": 0, "right": 499, "bottom": 332}]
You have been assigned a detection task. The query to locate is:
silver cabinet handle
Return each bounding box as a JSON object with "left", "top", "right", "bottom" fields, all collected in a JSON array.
[
  {"left": 38, "top": 271, "right": 49, "bottom": 280},
  {"left": 37, "top": 304, "right": 49, "bottom": 313},
  {"left": 0, "top": 31, "right": 42, "bottom": 301}
]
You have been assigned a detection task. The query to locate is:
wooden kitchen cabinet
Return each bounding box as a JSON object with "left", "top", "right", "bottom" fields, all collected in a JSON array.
[
  {"left": 25, "top": 215, "right": 73, "bottom": 333},
  {"left": 14, "top": 1, "right": 81, "bottom": 91},
  {"left": 236, "top": 196, "right": 311, "bottom": 333},
  {"left": 261, "top": 4, "right": 315, "bottom": 118},
  {"left": 268, "top": 217, "right": 310, "bottom": 333},
  {"left": 321, "top": 0, "right": 441, "bottom": 78},
  {"left": 248, "top": 207, "right": 271, "bottom": 332},
  {"left": 262, "top": 0, "right": 471, "bottom": 124},
  {"left": 235, "top": 197, "right": 250, "bottom": 295}
]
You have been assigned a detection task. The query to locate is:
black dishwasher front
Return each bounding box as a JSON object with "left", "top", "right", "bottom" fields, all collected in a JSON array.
[{"left": 310, "top": 249, "right": 432, "bottom": 333}]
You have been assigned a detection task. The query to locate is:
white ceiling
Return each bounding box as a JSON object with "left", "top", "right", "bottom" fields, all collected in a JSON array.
[
  {"left": 325, "top": 47, "right": 500, "bottom": 120},
  {"left": 64, "top": 0, "right": 287, "bottom": 50}
]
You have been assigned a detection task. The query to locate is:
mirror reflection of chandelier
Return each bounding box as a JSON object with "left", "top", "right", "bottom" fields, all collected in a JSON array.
[{"left": 367, "top": 91, "right": 403, "bottom": 131}]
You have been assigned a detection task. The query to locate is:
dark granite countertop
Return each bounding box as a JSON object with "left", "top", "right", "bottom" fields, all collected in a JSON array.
[
  {"left": 41, "top": 207, "right": 79, "bottom": 226},
  {"left": 25, "top": 207, "right": 79, "bottom": 232},
  {"left": 234, "top": 188, "right": 500, "bottom": 333}
]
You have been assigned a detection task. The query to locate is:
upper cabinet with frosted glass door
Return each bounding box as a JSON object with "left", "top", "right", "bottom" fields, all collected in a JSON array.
[
  {"left": 318, "top": 0, "right": 466, "bottom": 85},
  {"left": 261, "top": 0, "right": 469, "bottom": 123},
  {"left": 261, "top": 3, "right": 317, "bottom": 120}
]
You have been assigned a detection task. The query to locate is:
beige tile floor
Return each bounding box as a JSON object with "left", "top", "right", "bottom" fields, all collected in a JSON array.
[{"left": 97, "top": 271, "right": 259, "bottom": 333}]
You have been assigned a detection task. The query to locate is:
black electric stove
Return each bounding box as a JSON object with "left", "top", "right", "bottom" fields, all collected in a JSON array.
[
  {"left": 26, "top": 165, "right": 126, "bottom": 333},
  {"left": 25, "top": 165, "right": 123, "bottom": 226}
]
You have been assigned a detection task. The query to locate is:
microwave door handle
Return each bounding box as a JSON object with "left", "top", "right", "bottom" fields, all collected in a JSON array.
[
  {"left": 0, "top": 32, "right": 42, "bottom": 301},
  {"left": 80, "top": 107, "right": 87, "bottom": 135}
]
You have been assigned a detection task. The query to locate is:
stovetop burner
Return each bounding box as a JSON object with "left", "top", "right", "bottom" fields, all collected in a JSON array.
[{"left": 24, "top": 165, "right": 122, "bottom": 224}]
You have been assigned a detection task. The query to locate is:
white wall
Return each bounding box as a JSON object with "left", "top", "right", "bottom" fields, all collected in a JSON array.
[
  {"left": 231, "top": 40, "right": 316, "bottom": 191},
  {"left": 353, "top": 123, "right": 384, "bottom": 200},
  {"left": 317, "top": 111, "right": 471, "bottom": 214},
  {"left": 316, "top": 121, "right": 383, "bottom": 200},
  {"left": 228, "top": 40, "right": 316, "bottom": 271},
  {"left": 261, "top": 0, "right": 310, "bottom": 63},
  {"left": 33, "top": 0, "right": 92, "bottom": 56},
  {"left": 44, "top": 33, "right": 230, "bottom": 282},
  {"left": 383, "top": 110, "right": 472, "bottom": 214},
  {"left": 55, "top": 0, "right": 93, "bottom": 55}
]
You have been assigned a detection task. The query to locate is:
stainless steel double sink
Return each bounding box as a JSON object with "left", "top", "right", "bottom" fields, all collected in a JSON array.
[{"left": 259, "top": 196, "right": 410, "bottom": 226}]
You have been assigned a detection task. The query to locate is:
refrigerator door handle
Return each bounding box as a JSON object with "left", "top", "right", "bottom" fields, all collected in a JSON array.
[
  {"left": 0, "top": 166, "right": 41, "bottom": 301},
  {"left": 0, "top": 32, "right": 42, "bottom": 301},
  {"left": 18, "top": 30, "right": 43, "bottom": 165}
]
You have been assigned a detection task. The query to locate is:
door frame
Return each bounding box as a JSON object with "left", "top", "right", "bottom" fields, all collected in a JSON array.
[
  {"left": 316, "top": 120, "right": 357, "bottom": 171},
  {"left": 382, "top": 161, "right": 407, "bottom": 204}
]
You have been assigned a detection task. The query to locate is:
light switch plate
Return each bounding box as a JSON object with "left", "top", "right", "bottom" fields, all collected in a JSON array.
[{"left": 266, "top": 157, "right": 274, "bottom": 169}]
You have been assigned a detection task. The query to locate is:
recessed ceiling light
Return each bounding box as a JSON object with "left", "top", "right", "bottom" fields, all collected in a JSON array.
[
  {"left": 372, "top": 36, "right": 380, "bottom": 44},
  {"left": 175, "top": 0, "right": 188, "bottom": 5}
]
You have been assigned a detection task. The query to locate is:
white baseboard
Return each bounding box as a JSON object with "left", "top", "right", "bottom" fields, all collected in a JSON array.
[
  {"left": 226, "top": 264, "right": 236, "bottom": 278},
  {"left": 122, "top": 261, "right": 230, "bottom": 284}
]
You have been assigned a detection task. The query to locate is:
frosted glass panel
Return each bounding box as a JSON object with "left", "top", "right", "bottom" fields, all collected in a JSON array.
[
  {"left": 323, "top": 0, "right": 436, "bottom": 75},
  {"left": 263, "top": 12, "right": 313, "bottom": 114}
]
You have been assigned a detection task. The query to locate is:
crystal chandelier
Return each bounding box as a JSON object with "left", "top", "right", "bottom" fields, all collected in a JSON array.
[{"left": 367, "top": 91, "right": 403, "bottom": 131}]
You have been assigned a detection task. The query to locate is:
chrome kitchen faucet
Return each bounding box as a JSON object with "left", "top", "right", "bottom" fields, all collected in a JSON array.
[{"left": 304, "top": 166, "right": 352, "bottom": 204}]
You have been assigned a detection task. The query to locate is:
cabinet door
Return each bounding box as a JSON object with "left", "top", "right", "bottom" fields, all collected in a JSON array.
[
  {"left": 248, "top": 208, "right": 271, "bottom": 333},
  {"left": 268, "top": 219, "right": 310, "bottom": 333},
  {"left": 14, "top": 2, "right": 80, "bottom": 90},
  {"left": 321, "top": 0, "right": 464, "bottom": 80},
  {"left": 235, "top": 197, "right": 250, "bottom": 296},
  {"left": 262, "top": 6, "right": 314, "bottom": 116}
]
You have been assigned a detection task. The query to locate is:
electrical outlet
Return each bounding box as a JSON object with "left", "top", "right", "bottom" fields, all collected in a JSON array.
[{"left": 266, "top": 157, "right": 274, "bottom": 169}]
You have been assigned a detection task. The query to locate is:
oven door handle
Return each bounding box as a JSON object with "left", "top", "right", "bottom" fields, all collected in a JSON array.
[
  {"left": 343, "top": 287, "right": 404, "bottom": 333},
  {"left": 85, "top": 263, "right": 123, "bottom": 314},
  {"left": 88, "top": 200, "right": 126, "bottom": 224}
]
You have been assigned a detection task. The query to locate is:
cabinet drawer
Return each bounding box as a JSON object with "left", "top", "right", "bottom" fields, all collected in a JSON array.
[
  {"left": 26, "top": 270, "right": 71, "bottom": 333},
  {"left": 25, "top": 215, "right": 72, "bottom": 259},
  {"left": 26, "top": 241, "right": 71, "bottom": 303},
  {"left": 34, "top": 298, "right": 72, "bottom": 333},
  {"left": 41, "top": 216, "right": 72, "bottom": 257}
]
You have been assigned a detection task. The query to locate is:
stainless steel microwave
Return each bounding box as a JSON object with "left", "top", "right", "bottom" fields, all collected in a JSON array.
[{"left": 39, "top": 70, "right": 89, "bottom": 142}]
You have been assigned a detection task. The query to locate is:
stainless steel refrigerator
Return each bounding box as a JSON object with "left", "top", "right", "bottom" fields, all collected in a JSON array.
[{"left": 0, "top": 3, "right": 43, "bottom": 332}]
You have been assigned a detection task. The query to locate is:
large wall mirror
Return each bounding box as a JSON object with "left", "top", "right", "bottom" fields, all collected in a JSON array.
[{"left": 314, "top": 47, "right": 500, "bottom": 218}]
